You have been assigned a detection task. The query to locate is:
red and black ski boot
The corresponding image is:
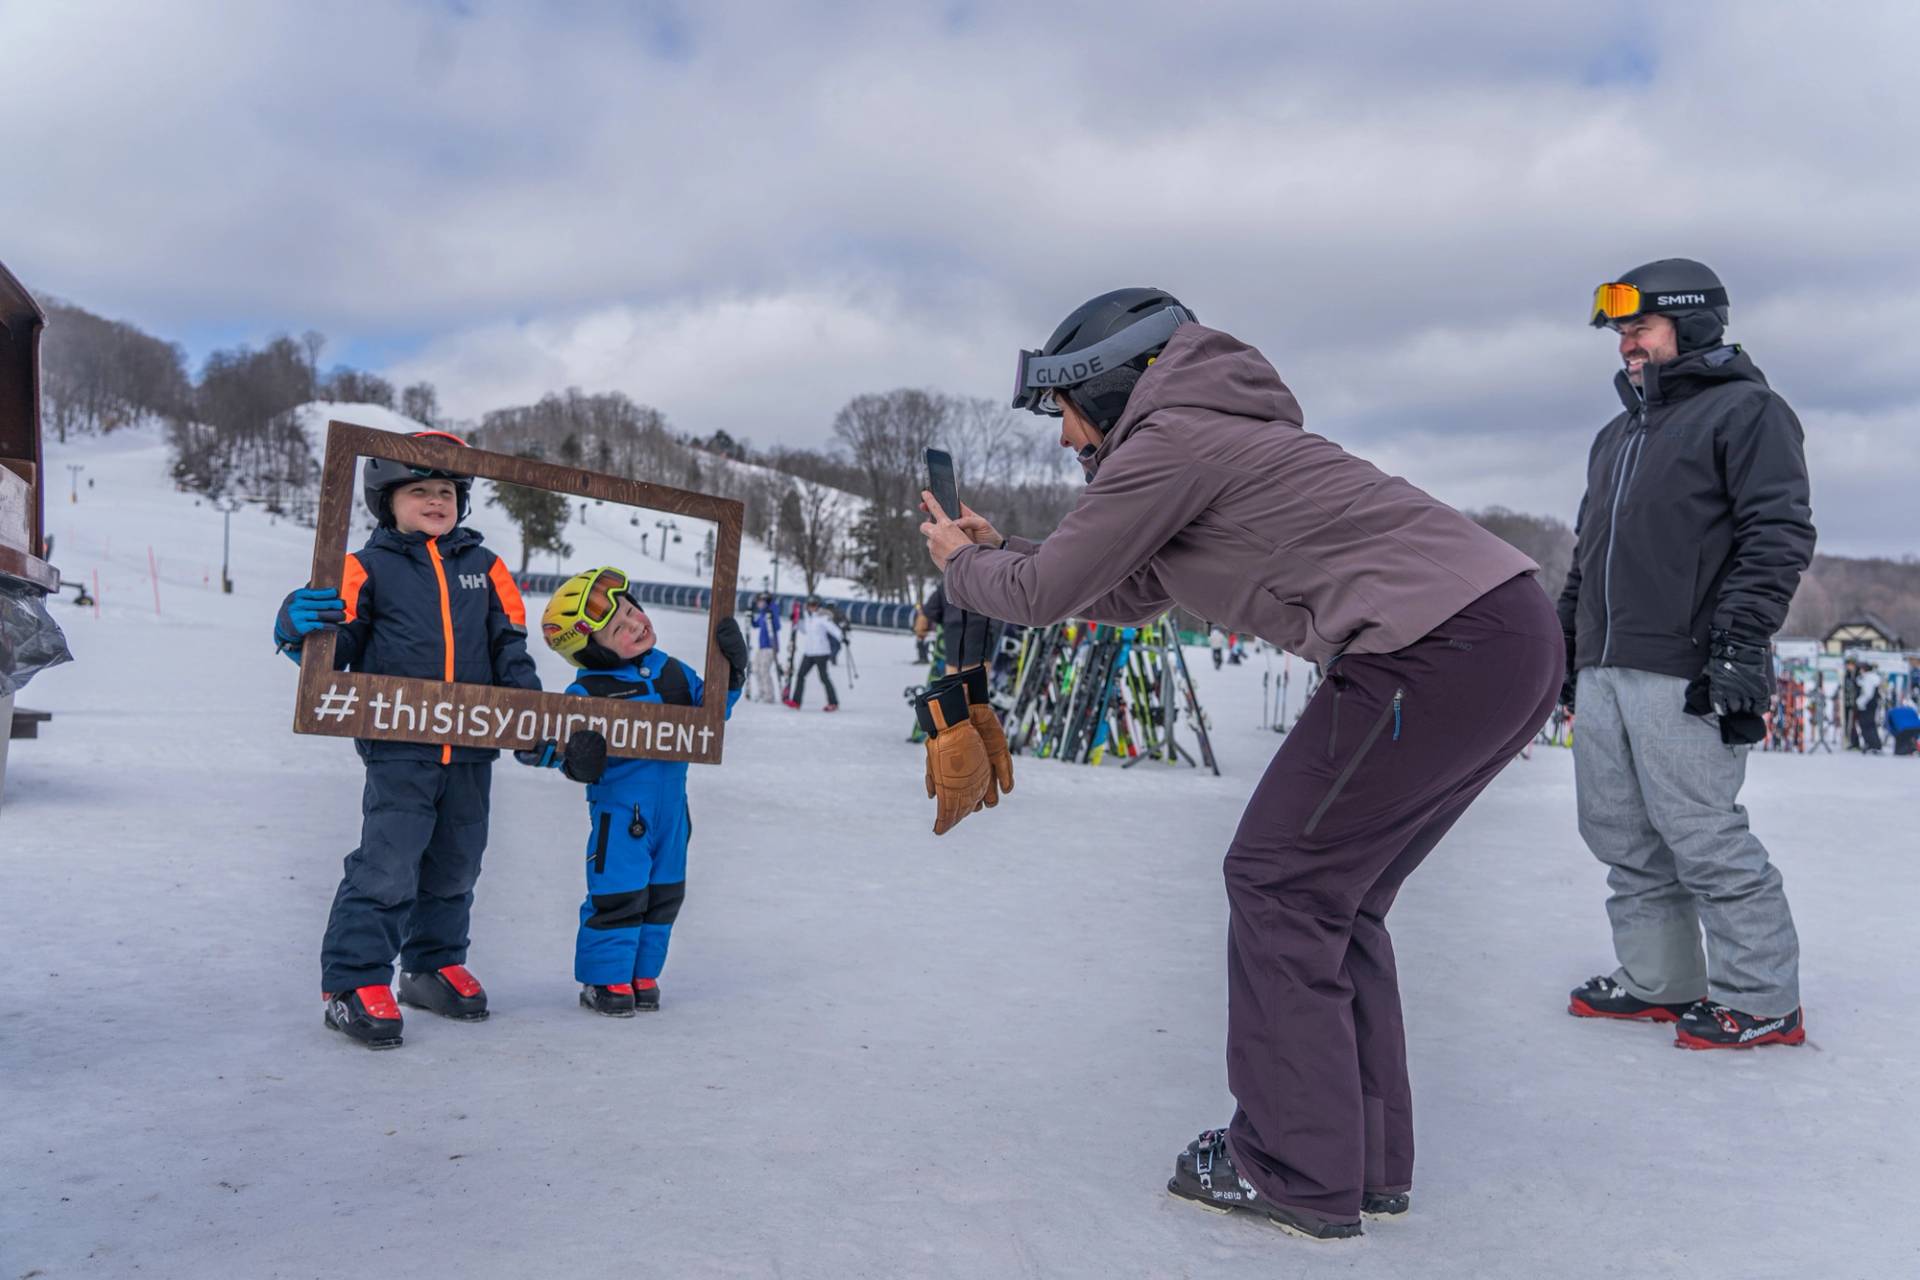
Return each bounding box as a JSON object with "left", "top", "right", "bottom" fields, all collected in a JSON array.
[
  {"left": 580, "top": 983, "right": 637, "bottom": 1017},
  {"left": 783, "top": 698, "right": 802, "bottom": 709},
  {"left": 1674, "top": 1002, "right": 1805, "bottom": 1050},
  {"left": 324, "top": 985, "right": 404, "bottom": 1049},
  {"left": 1568, "top": 975, "right": 1692, "bottom": 1023},
  {"left": 398, "top": 965, "right": 489, "bottom": 1021},
  {"left": 632, "top": 978, "right": 661, "bottom": 1012}
]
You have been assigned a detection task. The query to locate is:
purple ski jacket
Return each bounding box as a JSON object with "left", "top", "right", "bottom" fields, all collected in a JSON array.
[{"left": 942, "top": 323, "right": 1538, "bottom": 665}]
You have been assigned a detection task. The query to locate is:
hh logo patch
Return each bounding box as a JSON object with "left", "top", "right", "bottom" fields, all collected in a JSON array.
[{"left": 458, "top": 573, "right": 487, "bottom": 590}]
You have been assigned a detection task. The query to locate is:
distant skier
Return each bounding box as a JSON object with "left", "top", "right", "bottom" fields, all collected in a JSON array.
[
  {"left": 1208, "top": 625, "right": 1226, "bottom": 670},
  {"left": 1855, "top": 662, "right": 1884, "bottom": 753},
  {"left": 784, "top": 596, "right": 843, "bottom": 711},
  {"left": 922, "top": 288, "right": 1555, "bottom": 1239},
  {"left": 1562, "top": 260, "right": 1814, "bottom": 1052},
  {"left": 529, "top": 566, "right": 746, "bottom": 1015},
  {"left": 272, "top": 430, "right": 540, "bottom": 1050},
  {"left": 748, "top": 591, "right": 782, "bottom": 704}
]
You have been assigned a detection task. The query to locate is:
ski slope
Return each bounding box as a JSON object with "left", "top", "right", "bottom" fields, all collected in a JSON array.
[{"left": 4, "top": 429, "right": 1917, "bottom": 1279}]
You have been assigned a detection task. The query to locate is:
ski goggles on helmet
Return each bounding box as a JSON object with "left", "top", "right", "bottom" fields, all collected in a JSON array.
[
  {"left": 1590, "top": 282, "right": 1730, "bottom": 328},
  {"left": 1011, "top": 304, "right": 1194, "bottom": 415},
  {"left": 542, "top": 566, "right": 634, "bottom": 657}
]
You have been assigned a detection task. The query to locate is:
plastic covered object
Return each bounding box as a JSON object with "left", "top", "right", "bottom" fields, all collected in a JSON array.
[{"left": 0, "top": 580, "right": 73, "bottom": 696}]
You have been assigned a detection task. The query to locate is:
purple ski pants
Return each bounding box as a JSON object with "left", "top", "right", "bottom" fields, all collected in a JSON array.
[{"left": 1223, "top": 575, "right": 1562, "bottom": 1225}]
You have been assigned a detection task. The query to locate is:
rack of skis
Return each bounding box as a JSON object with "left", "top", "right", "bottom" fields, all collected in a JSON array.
[{"left": 910, "top": 617, "right": 1219, "bottom": 775}]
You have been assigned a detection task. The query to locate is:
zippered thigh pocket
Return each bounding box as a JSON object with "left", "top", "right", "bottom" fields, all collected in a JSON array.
[
  {"left": 591, "top": 811, "right": 611, "bottom": 874},
  {"left": 1304, "top": 688, "right": 1403, "bottom": 836}
]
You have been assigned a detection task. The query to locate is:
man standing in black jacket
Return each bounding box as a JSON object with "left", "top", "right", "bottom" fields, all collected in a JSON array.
[{"left": 1560, "top": 259, "right": 1815, "bottom": 1050}]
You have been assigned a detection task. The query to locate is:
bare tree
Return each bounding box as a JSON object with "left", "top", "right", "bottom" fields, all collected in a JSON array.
[
  {"left": 778, "top": 479, "right": 848, "bottom": 597},
  {"left": 401, "top": 381, "right": 439, "bottom": 427},
  {"left": 832, "top": 388, "right": 951, "bottom": 602}
]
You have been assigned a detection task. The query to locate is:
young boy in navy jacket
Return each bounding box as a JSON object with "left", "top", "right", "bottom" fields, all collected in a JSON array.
[
  {"left": 274, "top": 431, "right": 540, "bottom": 1049},
  {"left": 532, "top": 566, "right": 746, "bottom": 1015}
]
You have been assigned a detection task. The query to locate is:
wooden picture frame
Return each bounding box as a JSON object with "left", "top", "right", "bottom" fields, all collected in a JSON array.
[{"left": 293, "top": 421, "right": 742, "bottom": 764}]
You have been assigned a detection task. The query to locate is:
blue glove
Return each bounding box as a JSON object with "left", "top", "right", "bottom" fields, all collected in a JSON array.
[
  {"left": 515, "top": 741, "right": 562, "bottom": 769},
  {"left": 276, "top": 587, "right": 346, "bottom": 646}
]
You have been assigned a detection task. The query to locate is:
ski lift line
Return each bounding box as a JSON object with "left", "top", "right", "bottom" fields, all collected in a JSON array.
[{"left": 512, "top": 573, "right": 921, "bottom": 634}]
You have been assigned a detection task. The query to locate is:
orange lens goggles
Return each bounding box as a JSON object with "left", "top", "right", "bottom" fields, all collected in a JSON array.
[
  {"left": 579, "top": 567, "right": 631, "bottom": 629},
  {"left": 1590, "top": 282, "right": 1643, "bottom": 325}
]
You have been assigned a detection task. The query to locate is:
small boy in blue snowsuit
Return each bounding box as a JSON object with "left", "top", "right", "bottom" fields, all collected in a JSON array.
[
  {"left": 532, "top": 565, "right": 747, "bottom": 1016},
  {"left": 273, "top": 431, "right": 540, "bottom": 1050}
]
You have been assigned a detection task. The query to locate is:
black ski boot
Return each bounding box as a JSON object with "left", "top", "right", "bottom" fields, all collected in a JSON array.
[
  {"left": 1362, "top": 1191, "right": 1409, "bottom": 1219},
  {"left": 632, "top": 978, "right": 660, "bottom": 1012},
  {"left": 1674, "top": 1002, "right": 1805, "bottom": 1050},
  {"left": 1568, "top": 975, "right": 1692, "bottom": 1023},
  {"left": 580, "top": 983, "right": 636, "bottom": 1017},
  {"left": 1167, "top": 1129, "right": 1362, "bottom": 1240},
  {"left": 397, "top": 964, "right": 489, "bottom": 1021},
  {"left": 324, "top": 985, "right": 404, "bottom": 1049}
]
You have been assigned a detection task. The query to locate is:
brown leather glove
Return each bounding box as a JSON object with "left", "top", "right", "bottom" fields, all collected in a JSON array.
[
  {"left": 961, "top": 664, "right": 1013, "bottom": 800},
  {"left": 916, "top": 677, "right": 993, "bottom": 835}
]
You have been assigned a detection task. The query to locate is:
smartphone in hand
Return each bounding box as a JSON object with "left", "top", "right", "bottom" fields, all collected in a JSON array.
[{"left": 926, "top": 448, "right": 960, "bottom": 523}]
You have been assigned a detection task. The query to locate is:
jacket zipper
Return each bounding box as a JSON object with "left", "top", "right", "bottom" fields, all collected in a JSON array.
[
  {"left": 1598, "top": 398, "right": 1647, "bottom": 668},
  {"left": 592, "top": 811, "right": 611, "bottom": 874},
  {"left": 1305, "top": 688, "right": 1402, "bottom": 836},
  {"left": 426, "top": 537, "right": 456, "bottom": 765}
]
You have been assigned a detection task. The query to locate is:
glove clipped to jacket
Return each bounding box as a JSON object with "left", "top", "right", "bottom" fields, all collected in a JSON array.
[
  {"left": 915, "top": 674, "right": 993, "bottom": 835},
  {"left": 960, "top": 664, "right": 1013, "bottom": 801},
  {"left": 515, "top": 729, "right": 608, "bottom": 784}
]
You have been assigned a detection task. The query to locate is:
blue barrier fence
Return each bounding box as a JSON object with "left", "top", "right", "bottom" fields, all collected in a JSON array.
[{"left": 514, "top": 572, "right": 919, "bottom": 633}]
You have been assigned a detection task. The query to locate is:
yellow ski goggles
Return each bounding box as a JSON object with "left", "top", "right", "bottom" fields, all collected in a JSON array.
[{"left": 541, "top": 565, "right": 632, "bottom": 659}]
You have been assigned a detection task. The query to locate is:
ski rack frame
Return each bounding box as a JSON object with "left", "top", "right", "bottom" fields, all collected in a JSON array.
[{"left": 292, "top": 420, "right": 743, "bottom": 765}]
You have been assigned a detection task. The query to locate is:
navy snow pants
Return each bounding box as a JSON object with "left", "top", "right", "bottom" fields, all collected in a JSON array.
[
  {"left": 1222, "top": 575, "right": 1562, "bottom": 1224},
  {"left": 320, "top": 759, "right": 492, "bottom": 992}
]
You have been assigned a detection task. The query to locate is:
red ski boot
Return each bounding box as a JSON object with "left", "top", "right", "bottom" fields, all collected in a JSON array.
[
  {"left": 1673, "top": 1002, "right": 1805, "bottom": 1050},
  {"left": 324, "top": 985, "right": 404, "bottom": 1049},
  {"left": 632, "top": 978, "right": 661, "bottom": 1012},
  {"left": 398, "top": 965, "right": 489, "bottom": 1020}
]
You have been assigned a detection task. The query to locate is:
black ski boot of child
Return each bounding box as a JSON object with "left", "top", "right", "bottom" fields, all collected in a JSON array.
[
  {"left": 1674, "top": 1002, "right": 1805, "bottom": 1050},
  {"left": 1167, "top": 1129, "right": 1363, "bottom": 1240},
  {"left": 580, "top": 983, "right": 637, "bottom": 1017},
  {"left": 632, "top": 978, "right": 661, "bottom": 1012},
  {"left": 324, "top": 986, "right": 404, "bottom": 1049},
  {"left": 1568, "top": 975, "right": 1692, "bottom": 1023},
  {"left": 398, "top": 965, "right": 490, "bottom": 1021}
]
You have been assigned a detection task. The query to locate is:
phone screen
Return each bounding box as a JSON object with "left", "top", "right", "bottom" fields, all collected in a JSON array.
[{"left": 926, "top": 448, "right": 960, "bottom": 522}]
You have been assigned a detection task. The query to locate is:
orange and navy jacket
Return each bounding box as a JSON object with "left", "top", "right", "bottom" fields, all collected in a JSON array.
[{"left": 277, "top": 525, "right": 540, "bottom": 764}]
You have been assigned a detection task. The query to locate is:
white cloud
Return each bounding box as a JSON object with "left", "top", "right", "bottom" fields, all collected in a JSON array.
[{"left": 3, "top": 0, "right": 1915, "bottom": 551}]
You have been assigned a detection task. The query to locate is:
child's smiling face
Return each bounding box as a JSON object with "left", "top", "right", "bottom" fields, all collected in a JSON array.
[
  {"left": 601, "top": 597, "right": 655, "bottom": 660},
  {"left": 390, "top": 479, "right": 459, "bottom": 537}
]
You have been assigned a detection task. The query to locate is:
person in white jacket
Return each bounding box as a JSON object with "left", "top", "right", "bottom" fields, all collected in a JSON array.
[
  {"left": 1855, "top": 662, "right": 1884, "bottom": 752},
  {"left": 785, "top": 597, "right": 844, "bottom": 711}
]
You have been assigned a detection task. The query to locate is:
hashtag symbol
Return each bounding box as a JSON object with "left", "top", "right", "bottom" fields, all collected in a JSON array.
[{"left": 314, "top": 684, "right": 359, "bottom": 722}]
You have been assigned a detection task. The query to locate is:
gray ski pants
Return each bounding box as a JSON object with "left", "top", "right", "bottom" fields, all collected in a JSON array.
[{"left": 1573, "top": 666, "right": 1800, "bottom": 1017}]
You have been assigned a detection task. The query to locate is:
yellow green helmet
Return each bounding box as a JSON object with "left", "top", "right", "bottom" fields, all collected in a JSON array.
[{"left": 540, "top": 565, "right": 633, "bottom": 668}]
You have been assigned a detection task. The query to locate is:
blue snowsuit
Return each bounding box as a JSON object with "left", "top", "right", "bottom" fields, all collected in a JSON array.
[
  {"left": 275, "top": 525, "right": 539, "bottom": 992},
  {"left": 567, "top": 648, "right": 740, "bottom": 985}
]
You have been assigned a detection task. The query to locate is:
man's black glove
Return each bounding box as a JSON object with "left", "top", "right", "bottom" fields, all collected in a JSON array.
[
  {"left": 716, "top": 615, "right": 750, "bottom": 693},
  {"left": 1559, "top": 631, "right": 1578, "bottom": 712},
  {"left": 515, "top": 729, "right": 607, "bottom": 784},
  {"left": 1705, "top": 628, "right": 1773, "bottom": 717}
]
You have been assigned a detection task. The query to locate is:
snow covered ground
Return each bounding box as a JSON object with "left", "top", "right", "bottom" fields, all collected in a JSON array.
[{"left": 4, "top": 431, "right": 1918, "bottom": 1278}]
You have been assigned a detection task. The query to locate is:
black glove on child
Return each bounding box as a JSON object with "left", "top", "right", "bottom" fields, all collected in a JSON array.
[{"left": 716, "top": 616, "right": 750, "bottom": 693}]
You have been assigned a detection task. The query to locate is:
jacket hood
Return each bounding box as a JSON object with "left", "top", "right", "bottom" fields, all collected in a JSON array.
[
  {"left": 1088, "top": 324, "right": 1304, "bottom": 475},
  {"left": 368, "top": 524, "right": 485, "bottom": 558},
  {"left": 1615, "top": 344, "right": 1766, "bottom": 411}
]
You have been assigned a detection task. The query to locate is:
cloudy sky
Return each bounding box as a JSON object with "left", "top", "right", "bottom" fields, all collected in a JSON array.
[{"left": 4, "top": 1, "right": 1916, "bottom": 555}]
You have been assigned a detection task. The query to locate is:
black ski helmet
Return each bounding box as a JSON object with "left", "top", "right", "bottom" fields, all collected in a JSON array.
[
  {"left": 362, "top": 429, "right": 474, "bottom": 526},
  {"left": 1012, "top": 288, "right": 1195, "bottom": 433},
  {"left": 1590, "top": 258, "right": 1730, "bottom": 351}
]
